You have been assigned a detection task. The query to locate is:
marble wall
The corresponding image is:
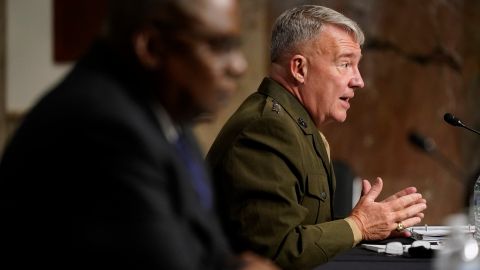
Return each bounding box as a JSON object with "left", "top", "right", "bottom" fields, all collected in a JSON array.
[{"left": 266, "top": 0, "right": 480, "bottom": 224}]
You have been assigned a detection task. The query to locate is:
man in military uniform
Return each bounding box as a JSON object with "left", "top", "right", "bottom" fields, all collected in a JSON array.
[{"left": 207, "top": 5, "right": 427, "bottom": 270}]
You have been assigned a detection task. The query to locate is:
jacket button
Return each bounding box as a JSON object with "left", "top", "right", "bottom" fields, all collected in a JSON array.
[
  {"left": 320, "top": 192, "right": 327, "bottom": 200},
  {"left": 297, "top": 117, "right": 307, "bottom": 128}
]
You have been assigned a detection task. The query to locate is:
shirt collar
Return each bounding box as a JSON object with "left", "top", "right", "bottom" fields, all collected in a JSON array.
[{"left": 153, "top": 104, "right": 180, "bottom": 144}]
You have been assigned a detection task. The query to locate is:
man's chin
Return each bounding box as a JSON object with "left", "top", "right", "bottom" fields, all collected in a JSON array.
[{"left": 333, "top": 113, "right": 348, "bottom": 123}]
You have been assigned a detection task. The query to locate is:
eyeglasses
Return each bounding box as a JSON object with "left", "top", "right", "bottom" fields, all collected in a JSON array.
[{"left": 151, "top": 20, "right": 242, "bottom": 54}]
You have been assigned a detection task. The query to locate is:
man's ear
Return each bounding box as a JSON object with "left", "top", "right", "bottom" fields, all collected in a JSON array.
[
  {"left": 290, "top": 54, "right": 307, "bottom": 84},
  {"left": 132, "top": 27, "right": 163, "bottom": 70}
]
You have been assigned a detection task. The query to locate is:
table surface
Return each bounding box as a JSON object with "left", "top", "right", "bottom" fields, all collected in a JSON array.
[{"left": 315, "top": 244, "right": 433, "bottom": 270}]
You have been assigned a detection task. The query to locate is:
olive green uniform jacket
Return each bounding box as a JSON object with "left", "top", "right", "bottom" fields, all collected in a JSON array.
[{"left": 207, "top": 78, "right": 355, "bottom": 270}]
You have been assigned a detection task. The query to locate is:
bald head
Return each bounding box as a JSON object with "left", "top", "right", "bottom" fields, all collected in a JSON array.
[
  {"left": 106, "top": 0, "right": 181, "bottom": 42},
  {"left": 105, "top": 0, "right": 234, "bottom": 44}
]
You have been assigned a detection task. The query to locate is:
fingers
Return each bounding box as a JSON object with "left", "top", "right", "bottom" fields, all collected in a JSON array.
[
  {"left": 361, "top": 179, "right": 372, "bottom": 196},
  {"left": 396, "top": 202, "right": 427, "bottom": 222},
  {"left": 388, "top": 192, "right": 424, "bottom": 211},
  {"left": 382, "top": 186, "right": 417, "bottom": 202},
  {"left": 363, "top": 177, "right": 383, "bottom": 201},
  {"left": 351, "top": 178, "right": 428, "bottom": 242},
  {"left": 387, "top": 216, "right": 422, "bottom": 239},
  {"left": 389, "top": 229, "right": 412, "bottom": 238},
  {"left": 416, "top": 198, "right": 427, "bottom": 204},
  {"left": 389, "top": 202, "right": 426, "bottom": 238},
  {"left": 388, "top": 212, "right": 424, "bottom": 238},
  {"left": 396, "top": 216, "right": 423, "bottom": 229}
]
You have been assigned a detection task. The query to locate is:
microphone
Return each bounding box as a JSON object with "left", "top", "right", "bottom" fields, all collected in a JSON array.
[
  {"left": 408, "top": 131, "right": 465, "bottom": 181},
  {"left": 444, "top": 113, "right": 480, "bottom": 136},
  {"left": 408, "top": 132, "right": 436, "bottom": 153}
]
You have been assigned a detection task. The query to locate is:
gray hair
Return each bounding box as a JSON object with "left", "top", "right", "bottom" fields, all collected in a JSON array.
[{"left": 270, "top": 5, "right": 365, "bottom": 62}]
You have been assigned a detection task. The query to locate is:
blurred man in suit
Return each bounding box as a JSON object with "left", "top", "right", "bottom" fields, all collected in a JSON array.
[
  {"left": 0, "top": 0, "right": 278, "bottom": 269},
  {"left": 207, "top": 5, "right": 427, "bottom": 269}
]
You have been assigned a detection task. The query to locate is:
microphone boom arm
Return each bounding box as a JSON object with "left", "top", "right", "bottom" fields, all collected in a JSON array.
[{"left": 444, "top": 113, "right": 480, "bottom": 136}]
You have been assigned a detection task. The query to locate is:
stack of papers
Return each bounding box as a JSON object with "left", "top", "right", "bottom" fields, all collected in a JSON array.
[
  {"left": 408, "top": 225, "right": 475, "bottom": 241},
  {"left": 360, "top": 225, "right": 476, "bottom": 255},
  {"left": 361, "top": 243, "right": 443, "bottom": 254}
]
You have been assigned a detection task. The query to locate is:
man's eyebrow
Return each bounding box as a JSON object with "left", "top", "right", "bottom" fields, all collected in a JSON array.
[{"left": 338, "top": 52, "right": 363, "bottom": 60}]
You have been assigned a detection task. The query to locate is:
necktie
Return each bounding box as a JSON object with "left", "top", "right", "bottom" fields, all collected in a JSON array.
[{"left": 174, "top": 134, "right": 213, "bottom": 210}]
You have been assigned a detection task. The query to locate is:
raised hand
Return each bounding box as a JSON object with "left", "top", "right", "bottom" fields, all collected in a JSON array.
[{"left": 349, "top": 177, "right": 427, "bottom": 241}]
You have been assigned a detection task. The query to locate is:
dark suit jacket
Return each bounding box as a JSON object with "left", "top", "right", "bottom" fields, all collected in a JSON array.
[
  {"left": 207, "top": 78, "right": 354, "bottom": 270},
  {"left": 0, "top": 42, "right": 232, "bottom": 269}
]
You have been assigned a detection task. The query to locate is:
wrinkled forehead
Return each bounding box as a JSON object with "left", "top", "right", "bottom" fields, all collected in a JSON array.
[{"left": 312, "top": 24, "right": 362, "bottom": 54}]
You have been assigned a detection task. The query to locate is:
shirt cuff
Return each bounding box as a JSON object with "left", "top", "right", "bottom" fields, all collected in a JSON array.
[{"left": 344, "top": 217, "right": 363, "bottom": 246}]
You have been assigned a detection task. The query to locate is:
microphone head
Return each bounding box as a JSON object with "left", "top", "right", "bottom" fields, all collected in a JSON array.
[
  {"left": 444, "top": 113, "right": 463, "bottom": 127},
  {"left": 408, "top": 131, "right": 436, "bottom": 153}
]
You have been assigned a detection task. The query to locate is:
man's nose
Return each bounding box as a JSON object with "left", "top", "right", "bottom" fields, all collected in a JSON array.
[
  {"left": 350, "top": 69, "right": 365, "bottom": 89},
  {"left": 227, "top": 50, "right": 247, "bottom": 78}
]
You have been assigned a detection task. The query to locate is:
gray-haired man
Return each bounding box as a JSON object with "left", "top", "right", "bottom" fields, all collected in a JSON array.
[{"left": 207, "top": 5, "right": 427, "bottom": 269}]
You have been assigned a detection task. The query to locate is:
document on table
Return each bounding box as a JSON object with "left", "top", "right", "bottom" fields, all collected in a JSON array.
[
  {"left": 361, "top": 243, "right": 443, "bottom": 254},
  {"left": 360, "top": 225, "right": 475, "bottom": 254},
  {"left": 408, "top": 225, "right": 475, "bottom": 241}
]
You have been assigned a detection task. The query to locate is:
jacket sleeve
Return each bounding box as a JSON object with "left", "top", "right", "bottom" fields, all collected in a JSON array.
[{"left": 212, "top": 116, "right": 354, "bottom": 270}]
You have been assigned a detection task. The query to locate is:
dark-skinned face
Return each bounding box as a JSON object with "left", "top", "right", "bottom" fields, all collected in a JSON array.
[{"left": 161, "top": 0, "right": 247, "bottom": 121}]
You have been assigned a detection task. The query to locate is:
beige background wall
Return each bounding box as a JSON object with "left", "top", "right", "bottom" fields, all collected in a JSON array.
[
  {"left": 0, "top": 0, "right": 479, "bottom": 225},
  {"left": 6, "top": 0, "right": 71, "bottom": 113},
  {"left": 0, "top": 0, "right": 5, "bottom": 149}
]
